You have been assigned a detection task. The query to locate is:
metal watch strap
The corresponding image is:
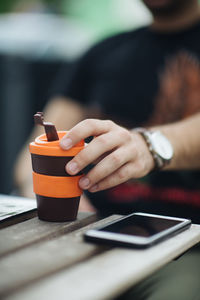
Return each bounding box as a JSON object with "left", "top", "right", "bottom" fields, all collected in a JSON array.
[{"left": 134, "top": 127, "right": 166, "bottom": 170}]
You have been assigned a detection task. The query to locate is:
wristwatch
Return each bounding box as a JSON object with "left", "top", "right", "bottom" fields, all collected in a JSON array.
[{"left": 134, "top": 127, "right": 174, "bottom": 170}]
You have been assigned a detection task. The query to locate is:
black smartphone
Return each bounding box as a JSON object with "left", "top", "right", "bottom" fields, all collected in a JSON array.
[{"left": 84, "top": 212, "right": 191, "bottom": 248}]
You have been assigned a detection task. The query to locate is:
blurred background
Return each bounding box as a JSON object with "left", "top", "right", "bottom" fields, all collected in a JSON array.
[{"left": 0, "top": 0, "right": 152, "bottom": 195}]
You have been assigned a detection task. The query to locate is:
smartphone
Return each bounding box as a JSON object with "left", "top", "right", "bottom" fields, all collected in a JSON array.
[{"left": 84, "top": 212, "right": 191, "bottom": 248}]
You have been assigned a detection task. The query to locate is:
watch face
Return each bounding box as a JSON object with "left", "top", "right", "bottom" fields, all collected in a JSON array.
[{"left": 150, "top": 131, "right": 174, "bottom": 160}]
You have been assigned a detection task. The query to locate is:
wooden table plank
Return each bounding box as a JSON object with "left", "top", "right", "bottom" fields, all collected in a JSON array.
[
  {"left": 0, "top": 215, "right": 121, "bottom": 298},
  {"left": 0, "top": 212, "right": 97, "bottom": 257},
  {"left": 6, "top": 224, "right": 200, "bottom": 300}
]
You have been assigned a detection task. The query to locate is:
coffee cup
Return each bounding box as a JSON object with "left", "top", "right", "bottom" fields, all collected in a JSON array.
[{"left": 29, "top": 131, "right": 84, "bottom": 222}]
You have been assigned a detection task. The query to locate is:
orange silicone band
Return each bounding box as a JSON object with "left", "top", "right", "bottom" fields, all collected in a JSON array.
[{"left": 33, "top": 172, "right": 83, "bottom": 198}]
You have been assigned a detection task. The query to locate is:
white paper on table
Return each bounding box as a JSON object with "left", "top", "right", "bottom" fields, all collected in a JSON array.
[{"left": 0, "top": 194, "right": 36, "bottom": 221}]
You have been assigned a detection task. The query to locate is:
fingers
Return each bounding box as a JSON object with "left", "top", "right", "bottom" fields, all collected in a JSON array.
[
  {"left": 60, "top": 119, "right": 113, "bottom": 150},
  {"left": 88, "top": 162, "right": 136, "bottom": 192},
  {"left": 66, "top": 130, "right": 125, "bottom": 176},
  {"left": 79, "top": 142, "right": 152, "bottom": 192},
  {"left": 79, "top": 146, "right": 133, "bottom": 190}
]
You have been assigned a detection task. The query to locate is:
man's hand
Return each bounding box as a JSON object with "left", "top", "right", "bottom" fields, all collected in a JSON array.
[{"left": 60, "top": 119, "right": 154, "bottom": 192}]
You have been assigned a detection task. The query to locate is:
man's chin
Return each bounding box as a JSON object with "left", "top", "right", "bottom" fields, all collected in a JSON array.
[
  {"left": 142, "top": 0, "right": 185, "bottom": 16},
  {"left": 142, "top": 0, "right": 171, "bottom": 9}
]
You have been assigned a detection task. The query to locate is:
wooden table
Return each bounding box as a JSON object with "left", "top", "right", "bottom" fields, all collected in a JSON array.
[{"left": 1, "top": 209, "right": 200, "bottom": 300}]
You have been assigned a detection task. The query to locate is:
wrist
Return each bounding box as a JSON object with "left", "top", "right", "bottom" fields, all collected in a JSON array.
[{"left": 134, "top": 127, "right": 174, "bottom": 171}]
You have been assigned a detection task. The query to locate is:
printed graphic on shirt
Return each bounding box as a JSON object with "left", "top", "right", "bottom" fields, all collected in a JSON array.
[{"left": 147, "top": 51, "right": 200, "bottom": 126}]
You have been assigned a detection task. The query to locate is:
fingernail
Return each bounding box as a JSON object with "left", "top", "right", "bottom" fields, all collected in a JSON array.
[
  {"left": 89, "top": 184, "right": 98, "bottom": 192},
  {"left": 67, "top": 162, "right": 78, "bottom": 174},
  {"left": 79, "top": 177, "right": 90, "bottom": 189},
  {"left": 60, "top": 138, "right": 72, "bottom": 150}
]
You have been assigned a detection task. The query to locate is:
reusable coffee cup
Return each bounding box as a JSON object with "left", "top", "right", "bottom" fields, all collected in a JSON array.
[{"left": 29, "top": 131, "right": 84, "bottom": 222}]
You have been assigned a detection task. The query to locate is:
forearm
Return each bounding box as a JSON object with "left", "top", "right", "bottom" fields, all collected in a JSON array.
[{"left": 152, "top": 113, "right": 200, "bottom": 170}]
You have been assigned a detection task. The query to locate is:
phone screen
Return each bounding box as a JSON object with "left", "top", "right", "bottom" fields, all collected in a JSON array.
[
  {"left": 99, "top": 214, "right": 183, "bottom": 237},
  {"left": 84, "top": 213, "right": 191, "bottom": 248}
]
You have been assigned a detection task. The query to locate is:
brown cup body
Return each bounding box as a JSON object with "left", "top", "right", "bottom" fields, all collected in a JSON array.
[
  {"left": 31, "top": 154, "right": 80, "bottom": 221},
  {"left": 36, "top": 194, "right": 80, "bottom": 222}
]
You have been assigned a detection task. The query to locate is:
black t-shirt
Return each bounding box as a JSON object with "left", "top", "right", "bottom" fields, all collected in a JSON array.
[{"left": 54, "top": 21, "right": 200, "bottom": 222}]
